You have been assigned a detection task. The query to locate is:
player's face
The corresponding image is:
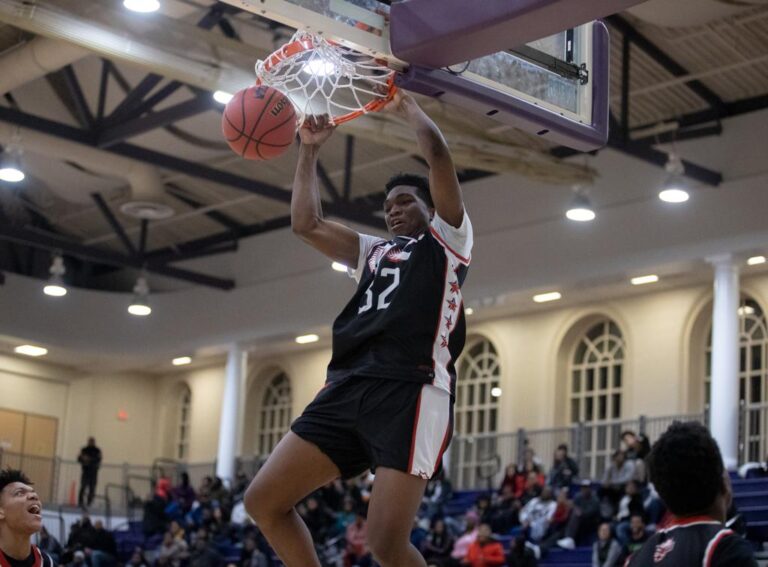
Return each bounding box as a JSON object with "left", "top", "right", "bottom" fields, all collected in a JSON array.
[
  {"left": 0, "top": 482, "right": 43, "bottom": 534},
  {"left": 383, "top": 186, "right": 432, "bottom": 237}
]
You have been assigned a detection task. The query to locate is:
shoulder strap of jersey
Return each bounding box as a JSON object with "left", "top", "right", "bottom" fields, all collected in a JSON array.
[{"left": 702, "top": 529, "right": 734, "bottom": 567}]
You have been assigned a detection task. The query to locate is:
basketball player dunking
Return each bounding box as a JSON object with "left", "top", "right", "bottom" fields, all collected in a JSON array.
[
  {"left": 244, "top": 90, "right": 473, "bottom": 567},
  {"left": 0, "top": 470, "right": 56, "bottom": 567}
]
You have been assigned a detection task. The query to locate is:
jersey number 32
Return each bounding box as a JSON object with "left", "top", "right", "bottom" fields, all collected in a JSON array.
[{"left": 358, "top": 267, "right": 400, "bottom": 314}]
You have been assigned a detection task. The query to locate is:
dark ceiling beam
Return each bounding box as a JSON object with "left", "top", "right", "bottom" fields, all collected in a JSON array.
[
  {"left": 606, "top": 15, "right": 724, "bottom": 110},
  {"left": 631, "top": 122, "right": 723, "bottom": 145},
  {"left": 166, "top": 185, "right": 245, "bottom": 231},
  {"left": 96, "top": 60, "right": 110, "bottom": 123},
  {"left": 91, "top": 193, "right": 138, "bottom": 256},
  {"left": 138, "top": 219, "right": 149, "bottom": 256},
  {"left": 164, "top": 241, "right": 239, "bottom": 264},
  {"left": 343, "top": 135, "right": 354, "bottom": 201},
  {"left": 0, "top": 106, "right": 385, "bottom": 230},
  {"left": 0, "top": 224, "right": 234, "bottom": 290},
  {"left": 97, "top": 96, "right": 216, "bottom": 147},
  {"left": 104, "top": 74, "right": 164, "bottom": 124},
  {"left": 46, "top": 65, "right": 95, "bottom": 129},
  {"left": 316, "top": 161, "right": 341, "bottom": 202}
]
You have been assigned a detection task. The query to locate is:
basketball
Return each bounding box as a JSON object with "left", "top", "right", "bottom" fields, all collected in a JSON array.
[{"left": 221, "top": 85, "right": 297, "bottom": 160}]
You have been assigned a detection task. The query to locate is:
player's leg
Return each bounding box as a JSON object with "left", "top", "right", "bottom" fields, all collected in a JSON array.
[
  {"left": 366, "top": 467, "right": 428, "bottom": 567},
  {"left": 244, "top": 432, "right": 340, "bottom": 567}
]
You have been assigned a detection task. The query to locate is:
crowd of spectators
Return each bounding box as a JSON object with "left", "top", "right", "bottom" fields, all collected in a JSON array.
[{"left": 46, "top": 429, "right": 682, "bottom": 567}]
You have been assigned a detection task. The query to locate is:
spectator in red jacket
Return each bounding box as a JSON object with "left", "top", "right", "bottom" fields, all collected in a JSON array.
[{"left": 462, "top": 524, "right": 505, "bottom": 567}]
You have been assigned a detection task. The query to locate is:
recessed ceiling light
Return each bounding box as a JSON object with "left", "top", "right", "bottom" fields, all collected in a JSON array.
[
  {"left": 14, "top": 345, "right": 48, "bottom": 357},
  {"left": 213, "top": 90, "right": 234, "bottom": 104},
  {"left": 172, "top": 356, "right": 192, "bottom": 366},
  {"left": 43, "top": 284, "right": 67, "bottom": 297},
  {"left": 331, "top": 262, "right": 348, "bottom": 272},
  {"left": 295, "top": 334, "right": 319, "bottom": 344},
  {"left": 631, "top": 274, "right": 659, "bottom": 286},
  {"left": 747, "top": 256, "right": 766, "bottom": 266},
  {"left": 123, "top": 0, "right": 160, "bottom": 13},
  {"left": 533, "top": 292, "right": 561, "bottom": 303},
  {"left": 465, "top": 307, "right": 474, "bottom": 316}
]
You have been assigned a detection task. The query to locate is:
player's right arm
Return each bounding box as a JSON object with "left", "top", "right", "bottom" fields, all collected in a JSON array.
[{"left": 291, "top": 115, "right": 360, "bottom": 268}]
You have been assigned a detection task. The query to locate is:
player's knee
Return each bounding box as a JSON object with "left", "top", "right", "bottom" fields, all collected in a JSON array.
[
  {"left": 243, "top": 478, "right": 274, "bottom": 526},
  {"left": 368, "top": 531, "right": 404, "bottom": 564}
]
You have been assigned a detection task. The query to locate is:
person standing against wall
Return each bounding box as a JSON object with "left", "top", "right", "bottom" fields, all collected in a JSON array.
[{"left": 77, "top": 438, "right": 102, "bottom": 509}]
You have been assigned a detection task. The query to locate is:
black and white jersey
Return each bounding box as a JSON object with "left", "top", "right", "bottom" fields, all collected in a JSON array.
[
  {"left": 626, "top": 516, "right": 757, "bottom": 567},
  {"left": 327, "top": 212, "right": 473, "bottom": 396},
  {"left": 0, "top": 546, "right": 57, "bottom": 567}
]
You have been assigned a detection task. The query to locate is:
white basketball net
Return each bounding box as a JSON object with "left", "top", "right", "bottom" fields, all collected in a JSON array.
[{"left": 255, "top": 30, "right": 395, "bottom": 124}]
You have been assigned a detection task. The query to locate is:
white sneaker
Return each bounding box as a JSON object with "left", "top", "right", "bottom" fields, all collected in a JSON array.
[{"left": 557, "top": 537, "right": 576, "bottom": 550}]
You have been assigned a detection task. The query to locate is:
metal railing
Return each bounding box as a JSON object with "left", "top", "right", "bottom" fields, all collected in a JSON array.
[{"left": 741, "top": 401, "right": 768, "bottom": 464}]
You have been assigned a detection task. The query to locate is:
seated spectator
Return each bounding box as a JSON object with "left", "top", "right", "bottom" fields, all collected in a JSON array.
[
  {"left": 449, "top": 513, "right": 479, "bottom": 565},
  {"left": 38, "top": 526, "right": 63, "bottom": 564},
  {"left": 423, "top": 471, "right": 453, "bottom": 519},
  {"left": 499, "top": 465, "right": 526, "bottom": 500},
  {"left": 155, "top": 469, "right": 172, "bottom": 501},
  {"left": 462, "top": 524, "right": 505, "bottom": 567},
  {"left": 615, "top": 481, "right": 645, "bottom": 525},
  {"left": 600, "top": 451, "right": 635, "bottom": 518},
  {"left": 537, "top": 488, "right": 572, "bottom": 555},
  {"left": 344, "top": 511, "right": 371, "bottom": 567},
  {"left": 489, "top": 484, "right": 521, "bottom": 534},
  {"left": 519, "top": 472, "right": 543, "bottom": 506},
  {"left": 621, "top": 431, "right": 650, "bottom": 461},
  {"left": 422, "top": 518, "right": 454, "bottom": 567},
  {"left": 472, "top": 495, "right": 494, "bottom": 526},
  {"left": 548, "top": 444, "right": 579, "bottom": 489},
  {"left": 519, "top": 486, "right": 557, "bottom": 544},
  {"left": 592, "top": 523, "right": 622, "bottom": 567},
  {"left": 68, "top": 550, "right": 86, "bottom": 567},
  {"left": 87, "top": 520, "right": 116, "bottom": 567},
  {"left": 506, "top": 535, "right": 538, "bottom": 567},
  {"left": 240, "top": 536, "right": 268, "bottom": 567},
  {"left": 188, "top": 531, "right": 223, "bottom": 567},
  {"left": 334, "top": 496, "right": 357, "bottom": 534},
  {"left": 128, "top": 548, "right": 150, "bottom": 567},
  {"left": 169, "top": 520, "right": 186, "bottom": 542},
  {"left": 157, "top": 531, "right": 189, "bottom": 567},
  {"left": 300, "top": 495, "right": 334, "bottom": 543},
  {"left": 173, "top": 472, "right": 197, "bottom": 514},
  {"left": 620, "top": 515, "right": 649, "bottom": 560},
  {"left": 411, "top": 518, "right": 430, "bottom": 551},
  {"left": 520, "top": 448, "right": 546, "bottom": 486},
  {"left": 557, "top": 480, "right": 601, "bottom": 550}
]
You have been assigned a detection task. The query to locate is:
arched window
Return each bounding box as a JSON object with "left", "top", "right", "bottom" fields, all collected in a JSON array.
[
  {"left": 706, "top": 296, "right": 768, "bottom": 461},
  {"left": 568, "top": 319, "right": 625, "bottom": 478},
  {"left": 452, "top": 338, "right": 501, "bottom": 488},
  {"left": 258, "top": 372, "right": 292, "bottom": 457},
  {"left": 176, "top": 385, "right": 192, "bottom": 460}
]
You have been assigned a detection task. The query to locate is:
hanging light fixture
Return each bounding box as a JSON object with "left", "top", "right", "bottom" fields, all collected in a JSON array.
[
  {"left": 659, "top": 152, "right": 689, "bottom": 203},
  {"left": 128, "top": 275, "right": 152, "bottom": 316},
  {"left": 43, "top": 254, "right": 67, "bottom": 297},
  {"left": 566, "top": 186, "right": 596, "bottom": 222},
  {"left": 0, "top": 137, "right": 25, "bottom": 183},
  {"left": 123, "top": 0, "right": 161, "bottom": 13}
]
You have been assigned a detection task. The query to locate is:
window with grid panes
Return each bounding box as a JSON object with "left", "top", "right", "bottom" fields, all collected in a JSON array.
[
  {"left": 176, "top": 385, "right": 191, "bottom": 460},
  {"left": 456, "top": 338, "right": 501, "bottom": 436},
  {"left": 568, "top": 319, "right": 625, "bottom": 478},
  {"left": 705, "top": 296, "right": 767, "bottom": 462},
  {"left": 258, "top": 372, "right": 292, "bottom": 457}
]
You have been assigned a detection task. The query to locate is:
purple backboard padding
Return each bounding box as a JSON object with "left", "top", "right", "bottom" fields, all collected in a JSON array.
[
  {"left": 391, "top": 0, "right": 644, "bottom": 68},
  {"left": 395, "top": 21, "right": 610, "bottom": 152}
]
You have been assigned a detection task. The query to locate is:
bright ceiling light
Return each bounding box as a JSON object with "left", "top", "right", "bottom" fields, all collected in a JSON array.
[
  {"left": 490, "top": 386, "right": 502, "bottom": 398},
  {"left": 331, "top": 262, "right": 348, "bottom": 272},
  {"left": 128, "top": 276, "right": 152, "bottom": 316},
  {"left": 747, "top": 255, "right": 766, "bottom": 266},
  {"left": 303, "top": 59, "right": 337, "bottom": 76},
  {"left": 213, "top": 90, "right": 234, "bottom": 104},
  {"left": 43, "top": 255, "right": 67, "bottom": 297},
  {"left": 659, "top": 188, "right": 689, "bottom": 203},
  {"left": 295, "top": 334, "right": 319, "bottom": 344},
  {"left": 631, "top": 274, "right": 659, "bottom": 286},
  {"left": 465, "top": 307, "right": 474, "bottom": 316},
  {"left": 173, "top": 356, "right": 192, "bottom": 366},
  {"left": 533, "top": 291, "right": 562, "bottom": 303},
  {"left": 738, "top": 305, "right": 755, "bottom": 317},
  {"left": 566, "top": 189, "right": 595, "bottom": 222},
  {"left": 14, "top": 345, "right": 48, "bottom": 357},
  {"left": 0, "top": 167, "right": 24, "bottom": 183},
  {"left": 659, "top": 152, "right": 689, "bottom": 204},
  {"left": 123, "top": 0, "right": 160, "bottom": 13}
]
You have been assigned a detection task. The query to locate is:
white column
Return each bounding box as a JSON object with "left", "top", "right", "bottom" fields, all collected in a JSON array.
[
  {"left": 708, "top": 254, "right": 740, "bottom": 470},
  {"left": 216, "top": 344, "right": 248, "bottom": 482}
]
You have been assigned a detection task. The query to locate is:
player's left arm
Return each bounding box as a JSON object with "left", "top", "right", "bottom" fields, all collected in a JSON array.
[{"left": 387, "top": 91, "right": 465, "bottom": 228}]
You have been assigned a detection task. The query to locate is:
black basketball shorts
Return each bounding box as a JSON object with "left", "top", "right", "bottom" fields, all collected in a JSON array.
[{"left": 291, "top": 375, "right": 453, "bottom": 480}]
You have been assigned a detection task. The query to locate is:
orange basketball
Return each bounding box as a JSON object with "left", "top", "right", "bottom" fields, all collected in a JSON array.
[{"left": 221, "top": 85, "right": 297, "bottom": 160}]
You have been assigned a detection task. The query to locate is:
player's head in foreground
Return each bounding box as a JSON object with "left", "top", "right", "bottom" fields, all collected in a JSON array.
[
  {"left": 0, "top": 469, "right": 43, "bottom": 555},
  {"left": 646, "top": 421, "right": 730, "bottom": 521},
  {"left": 384, "top": 173, "right": 435, "bottom": 238}
]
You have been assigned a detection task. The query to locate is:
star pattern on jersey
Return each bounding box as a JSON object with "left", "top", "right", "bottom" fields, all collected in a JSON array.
[
  {"left": 447, "top": 298, "right": 458, "bottom": 311},
  {"left": 440, "top": 334, "right": 449, "bottom": 348},
  {"left": 445, "top": 315, "right": 453, "bottom": 330},
  {"left": 449, "top": 280, "right": 460, "bottom": 294}
]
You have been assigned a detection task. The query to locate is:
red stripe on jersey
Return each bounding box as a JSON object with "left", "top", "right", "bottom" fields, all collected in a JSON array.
[
  {"left": 667, "top": 515, "right": 720, "bottom": 528},
  {"left": 429, "top": 227, "right": 470, "bottom": 265},
  {"left": 407, "top": 390, "right": 424, "bottom": 472},
  {"left": 703, "top": 529, "right": 733, "bottom": 567},
  {"left": 433, "top": 417, "right": 453, "bottom": 474},
  {"left": 0, "top": 547, "right": 41, "bottom": 567}
]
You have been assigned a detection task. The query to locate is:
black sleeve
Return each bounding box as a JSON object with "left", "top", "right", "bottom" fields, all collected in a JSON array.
[{"left": 711, "top": 534, "right": 758, "bottom": 567}]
